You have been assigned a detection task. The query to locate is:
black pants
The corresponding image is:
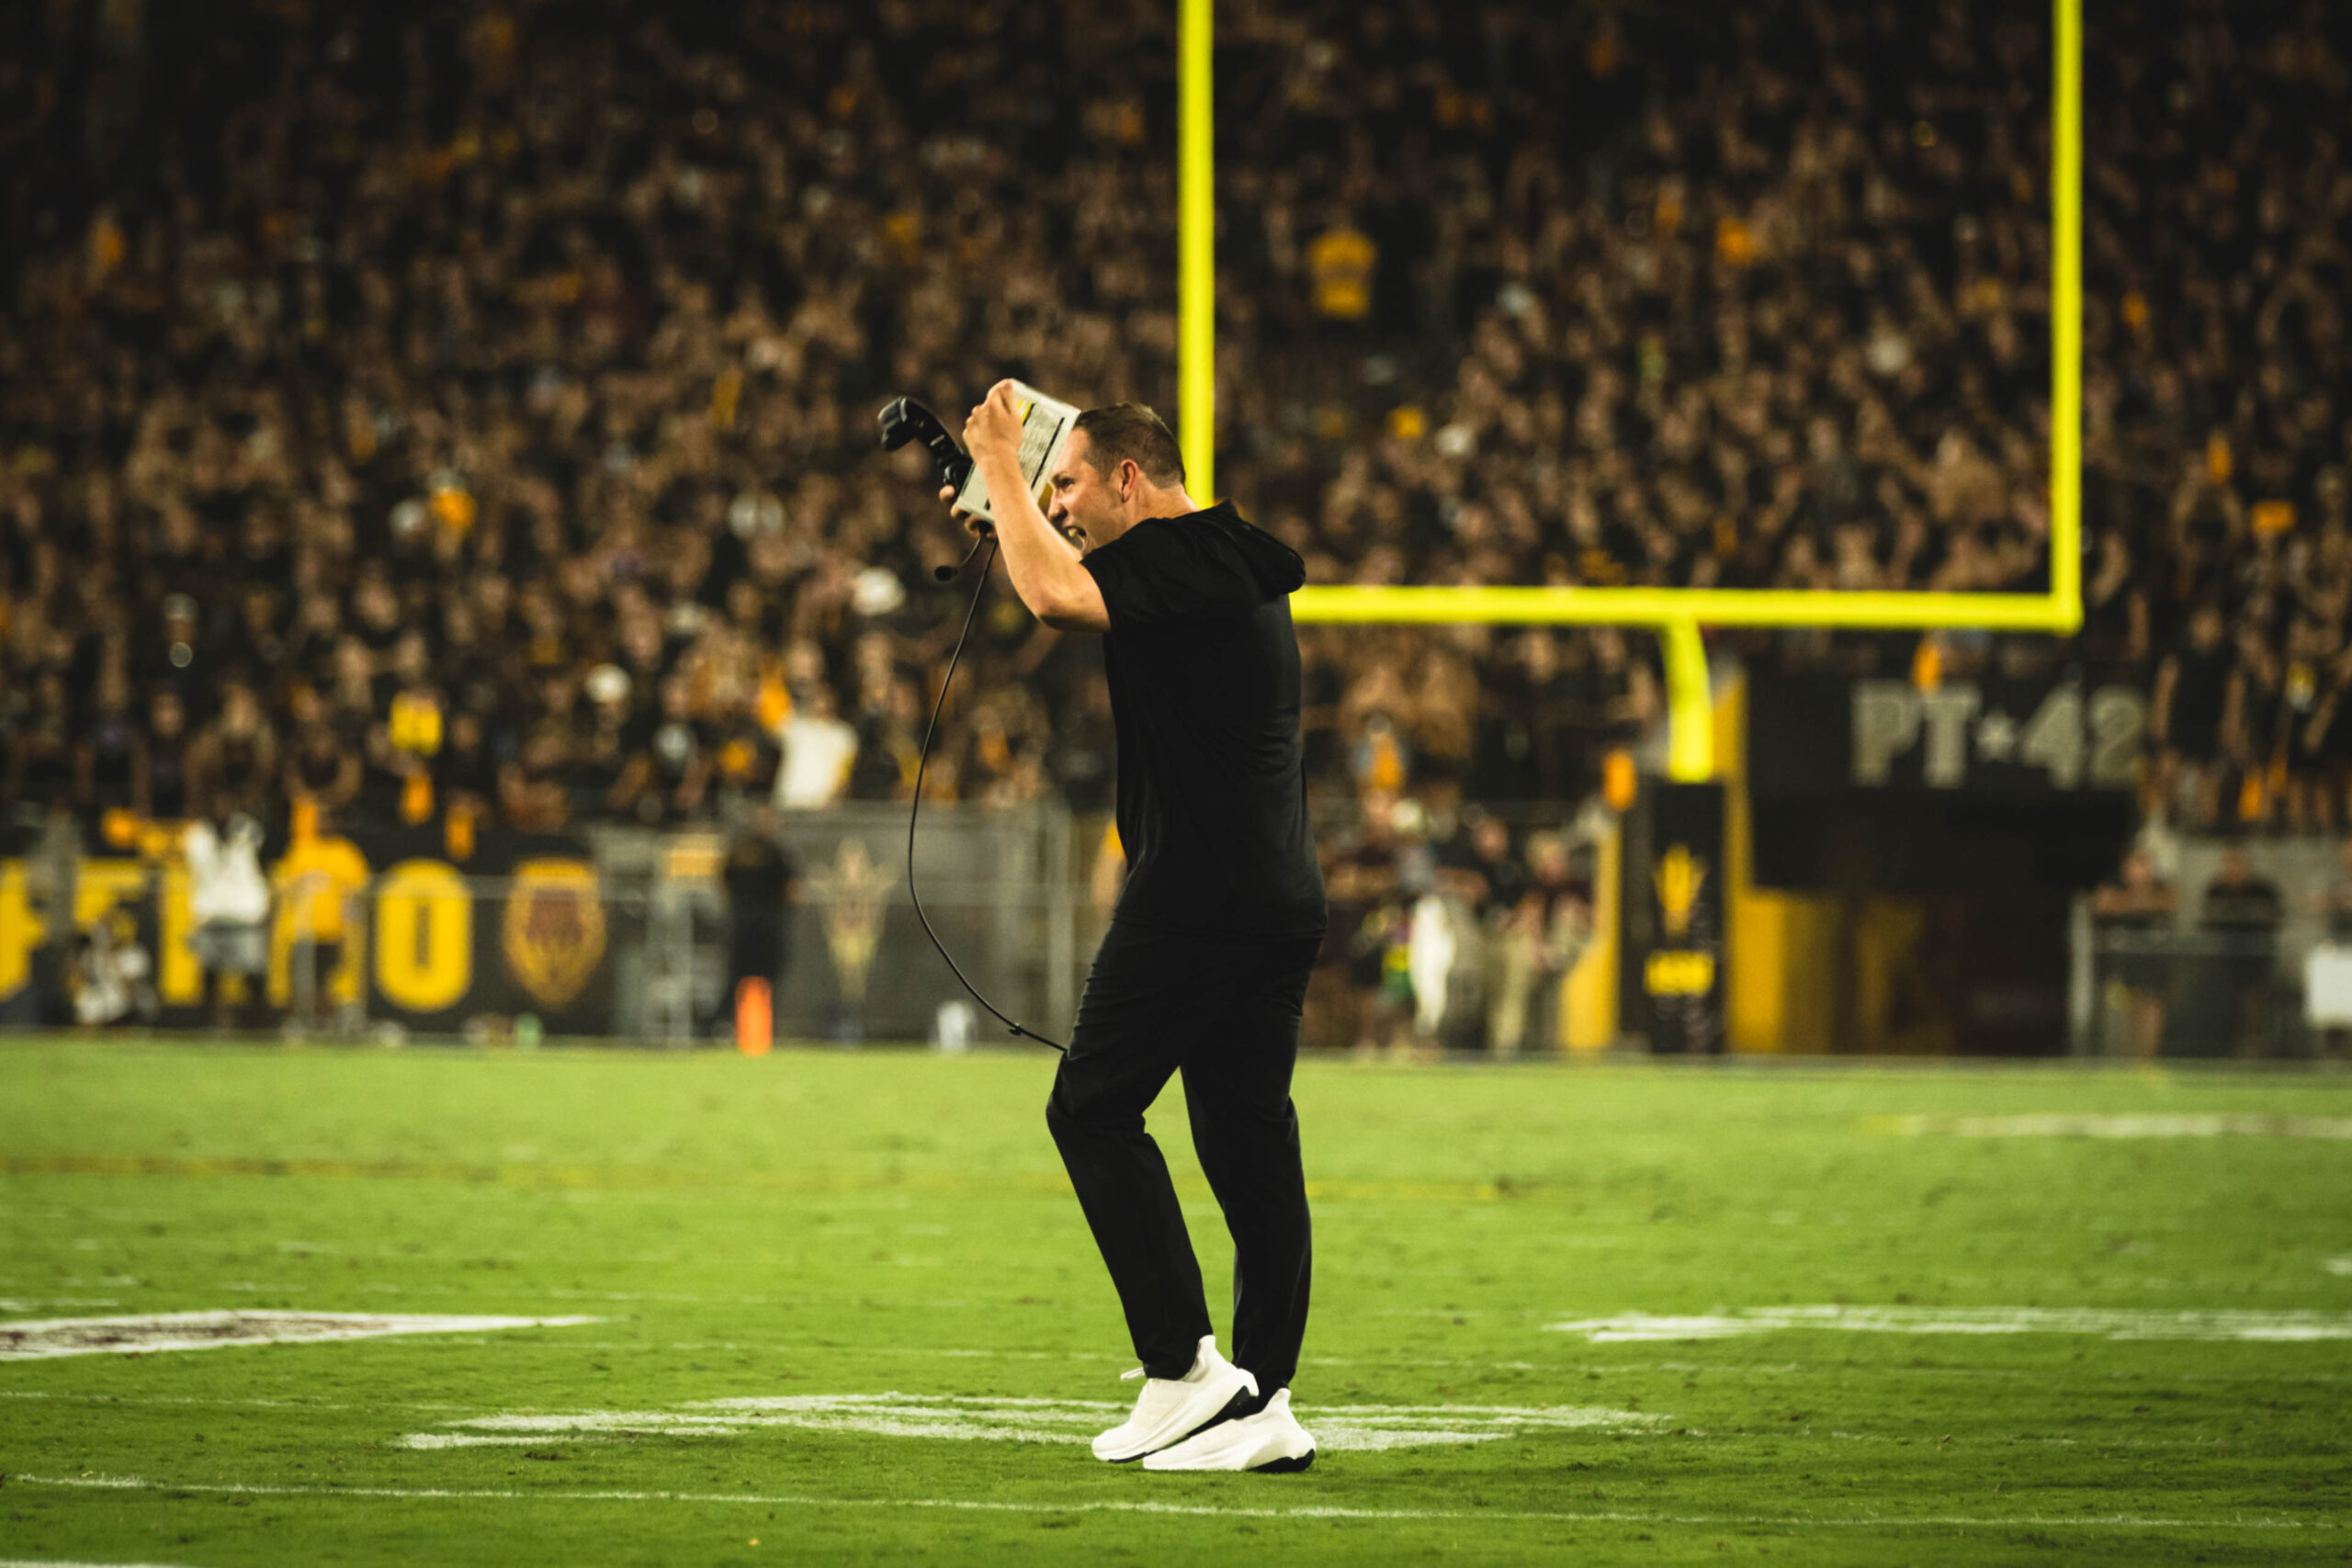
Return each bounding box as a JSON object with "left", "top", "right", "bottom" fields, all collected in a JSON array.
[
  {"left": 1046, "top": 919, "right": 1323, "bottom": 1393},
  {"left": 729, "top": 919, "right": 789, "bottom": 997}
]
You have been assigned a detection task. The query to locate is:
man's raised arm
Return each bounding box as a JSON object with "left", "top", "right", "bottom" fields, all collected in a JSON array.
[{"left": 959, "top": 380, "right": 1109, "bottom": 632}]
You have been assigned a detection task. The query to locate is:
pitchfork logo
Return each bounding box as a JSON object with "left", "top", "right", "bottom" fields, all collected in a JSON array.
[
  {"left": 811, "top": 837, "right": 897, "bottom": 1013},
  {"left": 1653, "top": 844, "right": 1707, "bottom": 940}
]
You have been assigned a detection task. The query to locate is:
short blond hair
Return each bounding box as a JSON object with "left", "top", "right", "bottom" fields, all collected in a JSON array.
[{"left": 1075, "top": 402, "right": 1185, "bottom": 487}]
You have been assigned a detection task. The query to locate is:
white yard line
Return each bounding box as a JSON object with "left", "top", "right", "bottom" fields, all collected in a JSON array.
[
  {"left": 396, "top": 1394, "right": 1666, "bottom": 1453},
  {"left": 10, "top": 1473, "right": 2327, "bottom": 1533},
  {"left": 548, "top": 1342, "right": 1549, "bottom": 1372},
  {"left": 1548, "top": 1306, "right": 2352, "bottom": 1343},
  {"left": 0, "top": 1391, "right": 476, "bottom": 1413},
  {"left": 1879, "top": 1113, "right": 2352, "bottom": 1138},
  {"left": 0, "top": 1311, "right": 600, "bottom": 1361},
  {"left": 209, "top": 1281, "right": 988, "bottom": 1310}
]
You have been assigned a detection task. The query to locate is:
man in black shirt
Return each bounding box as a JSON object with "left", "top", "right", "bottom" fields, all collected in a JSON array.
[
  {"left": 2198, "top": 844, "right": 2282, "bottom": 1055},
  {"left": 721, "top": 802, "right": 797, "bottom": 1038},
  {"left": 952, "top": 383, "right": 1327, "bottom": 1472}
]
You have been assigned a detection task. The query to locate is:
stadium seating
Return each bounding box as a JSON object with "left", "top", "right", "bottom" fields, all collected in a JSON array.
[{"left": 1, "top": 0, "right": 2344, "bottom": 844}]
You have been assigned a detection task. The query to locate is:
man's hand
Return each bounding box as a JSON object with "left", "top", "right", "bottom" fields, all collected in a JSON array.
[
  {"left": 939, "top": 378, "right": 1106, "bottom": 631},
  {"left": 939, "top": 484, "right": 990, "bottom": 539},
  {"left": 964, "top": 380, "right": 1024, "bottom": 472},
  {"left": 947, "top": 381, "right": 1026, "bottom": 540}
]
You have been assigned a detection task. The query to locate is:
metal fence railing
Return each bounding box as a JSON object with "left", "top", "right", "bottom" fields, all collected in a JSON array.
[{"left": 2080, "top": 929, "right": 2323, "bottom": 1059}]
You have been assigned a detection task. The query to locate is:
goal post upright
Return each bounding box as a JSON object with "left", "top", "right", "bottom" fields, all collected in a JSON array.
[
  {"left": 2048, "top": 0, "right": 2084, "bottom": 625},
  {"left": 1178, "top": 0, "right": 1215, "bottom": 502}
]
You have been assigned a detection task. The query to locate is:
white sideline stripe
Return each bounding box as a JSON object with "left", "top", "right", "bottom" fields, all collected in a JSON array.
[
  {"left": 2326, "top": 1258, "right": 2352, "bottom": 1276},
  {"left": 10, "top": 1474, "right": 2324, "bottom": 1533},
  {"left": 0, "top": 1560, "right": 207, "bottom": 1567},
  {"left": 0, "top": 1311, "right": 600, "bottom": 1361},
  {"left": 1883, "top": 1113, "right": 2352, "bottom": 1139},
  {"left": 1547, "top": 1306, "right": 2352, "bottom": 1343}
]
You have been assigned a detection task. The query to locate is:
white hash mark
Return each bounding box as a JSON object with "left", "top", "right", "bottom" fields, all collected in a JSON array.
[{"left": 0, "top": 1310, "right": 599, "bottom": 1360}]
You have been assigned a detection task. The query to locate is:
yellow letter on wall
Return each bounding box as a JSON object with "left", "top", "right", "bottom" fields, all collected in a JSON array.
[{"left": 373, "top": 860, "right": 472, "bottom": 1014}]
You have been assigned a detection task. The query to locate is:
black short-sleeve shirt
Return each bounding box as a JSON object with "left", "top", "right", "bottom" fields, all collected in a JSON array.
[{"left": 1080, "top": 502, "right": 1328, "bottom": 937}]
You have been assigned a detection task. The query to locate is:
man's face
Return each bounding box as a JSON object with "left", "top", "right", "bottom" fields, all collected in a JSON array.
[{"left": 1044, "top": 432, "right": 1124, "bottom": 556}]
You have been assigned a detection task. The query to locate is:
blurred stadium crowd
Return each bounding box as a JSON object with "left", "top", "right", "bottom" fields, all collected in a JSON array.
[{"left": 1, "top": 1, "right": 2347, "bottom": 949}]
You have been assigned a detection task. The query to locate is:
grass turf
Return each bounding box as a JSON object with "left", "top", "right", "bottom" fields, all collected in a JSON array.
[{"left": 0, "top": 1038, "right": 2347, "bottom": 1564}]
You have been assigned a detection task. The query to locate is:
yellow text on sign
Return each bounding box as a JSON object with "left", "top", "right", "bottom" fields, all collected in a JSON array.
[
  {"left": 1645, "top": 951, "right": 1717, "bottom": 997},
  {"left": 372, "top": 859, "right": 473, "bottom": 1013}
]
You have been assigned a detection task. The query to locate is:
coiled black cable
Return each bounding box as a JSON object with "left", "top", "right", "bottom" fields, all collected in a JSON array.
[{"left": 905, "top": 535, "right": 1068, "bottom": 1053}]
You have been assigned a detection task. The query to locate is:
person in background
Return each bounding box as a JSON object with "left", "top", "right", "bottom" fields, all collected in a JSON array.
[
  {"left": 775, "top": 682, "right": 858, "bottom": 811},
  {"left": 25, "top": 801, "right": 83, "bottom": 1026},
  {"left": 75, "top": 666, "right": 144, "bottom": 826},
  {"left": 184, "top": 805, "right": 273, "bottom": 1032},
  {"left": 2303, "top": 838, "right": 2352, "bottom": 1060},
  {"left": 500, "top": 723, "right": 575, "bottom": 832},
  {"left": 1325, "top": 793, "right": 1406, "bottom": 1055},
  {"left": 6, "top": 672, "right": 75, "bottom": 814},
  {"left": 70, "top": 901, "right": 156, "bottom": 1027},
  {"left": 1452, "top": 812, "right": 1530, "bottom": 920},
  {"left": 1405, "top": 877, "right": 1458, "bottom": 1061},
  {"left": 274, "top": 802, "right": 370, "bottom": 1036},
  {"left": 643, "top": 674, "right": 709, "bottom": 823},
  {"left": 1488, "top": 832, "right": 1592, "bottom": 1058},
  {"left": 435, "top": 707, "right": 500, "bottom": 830},
  {"left": 187, "top": 682, "right": 279, "bottom": 826},
  {"left": 2150, "top": 604, "right": 2233, "bottom": 829},
  {"left": 2198, "top": 844, "right": 2283, "bottom": 1057},
  {"left": 720, "top": 802, "right": 798, "bottom": 1041},
  {"left": 282, "top": 684, "right": 363, "bottom": 819},
  {"left": 137, "top": 689, "right": 195, "bottom": 822},
  {"left": 2090, "top": 846, "right": 2177, "bottom": 1058},
  {"left": 1442, "top": 811, "right": 1526, "bottom": 1053}
]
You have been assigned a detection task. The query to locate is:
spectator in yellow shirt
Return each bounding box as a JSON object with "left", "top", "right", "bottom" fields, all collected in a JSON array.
[
  {"left": 1306, "top": 218, "right": 1376, "bottom": 324},
  {"left": 275, "top": 802, "right": 370, "bottom": 1032}
]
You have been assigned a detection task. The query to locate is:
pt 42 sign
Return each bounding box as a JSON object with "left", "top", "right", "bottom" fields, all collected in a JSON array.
[{"left": 1849, "top": 680, "right": 2144, "bottom": 791}]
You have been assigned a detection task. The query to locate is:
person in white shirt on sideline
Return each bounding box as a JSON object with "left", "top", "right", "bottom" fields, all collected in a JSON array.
[
  {"left": 773, "top": 682, "right": 859, "bottom": 810},
  {"left": 184, "top": 807, "right": 272, "bottom": 1031}
]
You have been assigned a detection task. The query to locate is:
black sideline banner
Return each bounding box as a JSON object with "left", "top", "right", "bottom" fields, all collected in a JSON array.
[{"left": 0, "top": 829, "right": 611, "bottom": 1033}]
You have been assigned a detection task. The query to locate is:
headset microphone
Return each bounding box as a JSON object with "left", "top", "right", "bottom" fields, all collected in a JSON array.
[
  {"left": 878, "top": 399, "right": 1068, "bottom": 1055},
  {"left": 933, "top": 533, "right": 989, "bottom": 582}
]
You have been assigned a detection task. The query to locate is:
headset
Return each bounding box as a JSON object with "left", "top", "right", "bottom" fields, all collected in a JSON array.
[{"left": 879, "top": 397, "right": 1068, "bottom": 1054}]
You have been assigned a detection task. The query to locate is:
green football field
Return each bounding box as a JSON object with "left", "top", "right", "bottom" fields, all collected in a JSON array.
[{"left": 2, "top": 1040, "right": 2348, "bottom": 1565}]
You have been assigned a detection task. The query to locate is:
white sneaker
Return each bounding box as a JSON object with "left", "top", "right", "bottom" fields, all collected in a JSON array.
[
  {"left": 1091, "top": 1336, "right": 1258, "bottom": 1462},
  {"left": 1142, "top": 1387, "right": 1317, "bottom": 1472}
]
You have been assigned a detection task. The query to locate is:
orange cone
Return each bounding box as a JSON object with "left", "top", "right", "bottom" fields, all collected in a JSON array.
[{"left": 736, "top": 977, "right": 773, "bottom": 1056}]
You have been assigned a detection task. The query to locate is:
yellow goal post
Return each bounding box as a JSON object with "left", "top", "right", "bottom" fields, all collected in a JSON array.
[{"left": 1177, "top": 0, "right": 2084, "bottom": 783}]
